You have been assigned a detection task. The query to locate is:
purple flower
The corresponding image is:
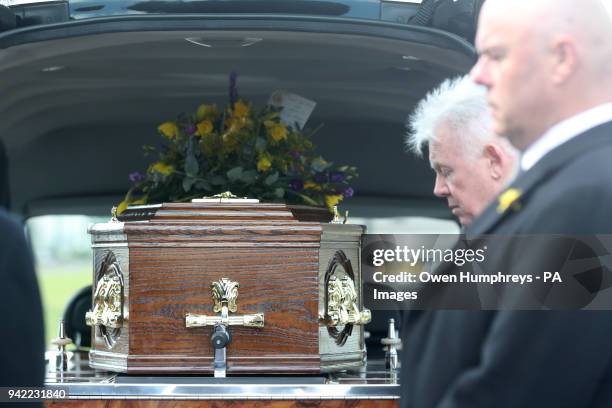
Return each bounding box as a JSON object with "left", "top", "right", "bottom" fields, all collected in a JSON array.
[
  {"left": 330, "top": 171, "right": 346, "bottom": 183},
  {"left": 314, "top": 173, "right": 327, "bottom": 183},
  {"left": 186, "top": 125, "right": 197, "bottom": 135},
  {"left": 129, "top": 172, "right": 145, "bottom": 183},
  {"left": 290, "top": 151, "right": 301, "bottom": 160},
  {"left": 343, "top": 187, "right": 354, "bottom": 198},
  {"left": 289, "top": 179, "right": 304, "bottom": 192},
  {"left": 229, "top": 71, "right": 238, "bottom": 106}
]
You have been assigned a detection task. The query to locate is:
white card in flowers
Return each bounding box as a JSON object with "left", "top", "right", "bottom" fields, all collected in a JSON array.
[{"left": 268, "top": 90, "right": 316, "bottom": 130}]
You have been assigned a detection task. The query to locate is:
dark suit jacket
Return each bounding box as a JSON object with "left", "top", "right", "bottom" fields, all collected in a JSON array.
[
  {"left": 401, "top": 121, "right": 612, "bottom": 408},
  {"left": 0, "top": 141, "right": 9, "bottom": 209},
  {"left": 0, "top": 210, "right": 45, "bottom": 400}
]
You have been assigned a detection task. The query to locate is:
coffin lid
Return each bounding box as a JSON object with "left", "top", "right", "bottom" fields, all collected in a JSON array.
[
  {"left": 91, "top": 201, "right": 365, "bottom": 245},
  {"left": 116, "top": 201, "right": 334, "bottom": 223}
]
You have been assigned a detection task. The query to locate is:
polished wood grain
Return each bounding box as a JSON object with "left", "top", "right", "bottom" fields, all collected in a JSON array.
[
  {"left": 124, "top": 223, "right": 322, "bottom": 245},
  {"left": 126, "top": 245, "right": 320, "bottom": 373},
  {"left": 91, "top": 203, "right": 330, "bottom": 374},
  {"left": 47, "top": 399, "right": 397, "bottom": 408}
]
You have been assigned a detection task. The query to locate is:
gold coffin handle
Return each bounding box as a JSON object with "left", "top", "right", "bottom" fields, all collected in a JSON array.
[
  {"left": 185, "top": 278, "right": 265, "bottom": 329},
  {"left": 327, "top": 304, "right": 372, "bottom": 326},
  {"left": 85, "top": 274, "right": 123, "bottom": 329},
  {"left": 185, "top": 313, "right": 264, "bottom": 328},
  {"left": 325, "top": 275, "right": 371, "bottom": 327}
]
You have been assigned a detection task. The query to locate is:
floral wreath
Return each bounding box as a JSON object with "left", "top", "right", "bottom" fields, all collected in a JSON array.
[{"left": 119, "top": 73, "right": 357, "bottom": 214}]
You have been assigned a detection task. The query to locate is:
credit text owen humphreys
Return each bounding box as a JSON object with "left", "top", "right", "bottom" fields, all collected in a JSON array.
[{"left": 370, "top": 245, "right": 538, "bottom": 302}]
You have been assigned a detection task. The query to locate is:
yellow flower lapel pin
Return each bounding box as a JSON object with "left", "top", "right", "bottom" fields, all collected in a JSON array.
[{"left": 497, "top": 188, "right": 523, "bottom": 214}]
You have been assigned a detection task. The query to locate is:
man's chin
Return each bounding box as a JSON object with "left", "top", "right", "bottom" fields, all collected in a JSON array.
[
  {"left": 493, "top": 121, "right": 510, "bottom": 139},
  {"left": 456, "top": 214, "right": 473, "bottom": 226},
  {"left": 494, "top": 122, "right": 529, "bottom": 150},
  {"left": 451, "top": 207, "right": 473, "bottom": 225}
]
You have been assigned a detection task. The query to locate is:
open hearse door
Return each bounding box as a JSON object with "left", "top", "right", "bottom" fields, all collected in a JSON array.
[{"left": 0, "top": 0, "right": 477, "bottom": 404}]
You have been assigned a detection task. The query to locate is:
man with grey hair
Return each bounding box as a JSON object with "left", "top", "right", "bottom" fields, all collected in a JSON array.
[
  {"left": 406, "top": 75, "right": 518, "bottom": 225},
  {"left": 401, "top": 1, "right": 612, "bottom": 407}
]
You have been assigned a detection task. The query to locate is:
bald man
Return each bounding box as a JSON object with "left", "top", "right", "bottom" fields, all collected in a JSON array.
[
  {"left": 401, "top": 2, "right": 612, "bottom": 407},
  {"left": 471, "top": 0, "right": 612, "bottom": 153}
]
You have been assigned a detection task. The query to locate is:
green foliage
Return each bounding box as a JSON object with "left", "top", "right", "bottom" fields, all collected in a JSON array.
[{"left": 120, "top": 91, "right": 357, "bottom": 213}]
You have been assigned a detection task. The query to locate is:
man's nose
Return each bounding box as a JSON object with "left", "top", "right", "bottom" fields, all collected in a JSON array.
[
  {"left": 433, "top": 175, "right": 450, "bottom": 197},
  {"left": 470, "top": 57, "right": 490, "bottom": 87}
]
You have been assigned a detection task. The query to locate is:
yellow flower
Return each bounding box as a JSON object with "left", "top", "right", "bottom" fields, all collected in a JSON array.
[
  {"left": 233, "top": 100, "right": 249, "bottom": 118},
  {"left": 116, "top": 197, "right": 146, "bottom": 215},
  {"left": 304, "top": 181, "right": 322, "bottom": 191},
  {"left": 158, "top": 121, "right": 179, "bottom": 139},
  {"left": 196, "top": 119, "right": 213, "bottom": 137},
  {"left": 116, "top": 199, "right": 129, "bottom": 215},
  {"left": 224, "top": 117, "right": 244, "bottom": 134},
  {"left": 269, "top": 123, "right": 288, "bottom": 142},
  {"left": 257, "top": 155, "right": 272, "bottom": 172},
  {"left": 325, "top": 194, "right": 344, "bottom": 211},
  {"left": 149, "top": 162, "right": 174, "bottom": 176},
  {"left": 196, "top": 104, "right": 217, "bottom": 121},
  {"left": 222, "top": 133, "right": 240, "bottom": 153},
  {"left": 497, "top": 188, "right": 522, "bottom": 213}
]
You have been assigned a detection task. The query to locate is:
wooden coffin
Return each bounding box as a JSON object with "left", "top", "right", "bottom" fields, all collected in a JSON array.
[{"left": 86, "top": 201, "right": 370, "bottom": 374}]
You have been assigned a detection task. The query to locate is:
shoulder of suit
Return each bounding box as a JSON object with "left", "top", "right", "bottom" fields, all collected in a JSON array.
[
  {"left": 0, "top": 211, "right": 25, "bottom": 245},
  {"left": 541, "top": 144, "right": 612, "bottom": 190}
]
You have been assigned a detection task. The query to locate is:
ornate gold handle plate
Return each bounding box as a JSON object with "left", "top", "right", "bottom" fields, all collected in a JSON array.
[
  {"left": 85, "top": 274, "right": 123, "bottom": 329},
  {"left": 185, "top": 278, "right": 265, "bottom": 329},
  {"left": 322, "top": 251, "right": 371, "bottom": 346},
  {"left": 326, "top": 275, "right": 371, "bottom": 326}
]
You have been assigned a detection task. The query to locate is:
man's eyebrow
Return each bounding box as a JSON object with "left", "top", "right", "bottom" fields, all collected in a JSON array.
[{"left": 477, "top": 45, "right": 505, "bottom": 56}]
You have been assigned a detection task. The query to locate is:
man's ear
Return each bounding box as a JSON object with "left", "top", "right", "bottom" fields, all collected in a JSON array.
[
  {"left": 550, "top": 36, "right": 578, "bottom": 85},
  {"left": 483, "top": 144, "right": 504, "bottom": 180}
]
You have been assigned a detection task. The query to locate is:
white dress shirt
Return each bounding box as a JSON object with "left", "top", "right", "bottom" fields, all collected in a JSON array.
[{"left": 521, "top": 103, "right": 612, "bottom": 171}]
